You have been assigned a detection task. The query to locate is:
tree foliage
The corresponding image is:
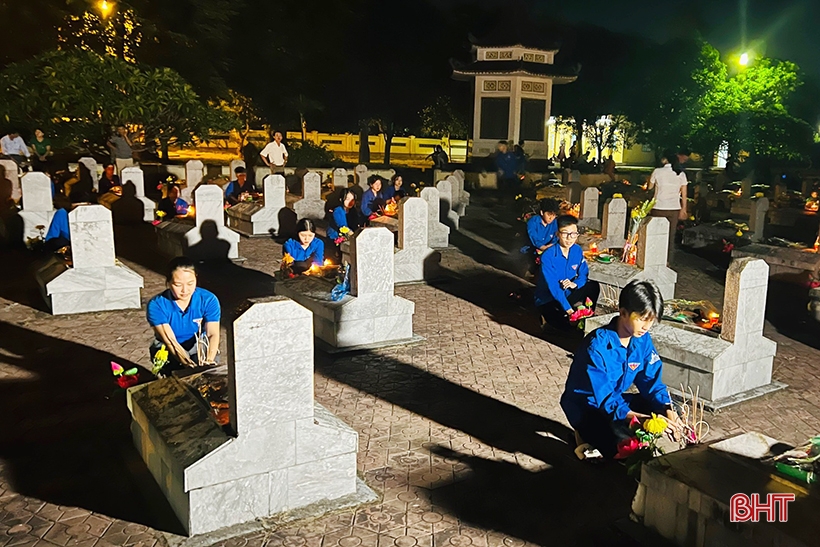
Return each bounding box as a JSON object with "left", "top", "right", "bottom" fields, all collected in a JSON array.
[
  {"left": 419, "top": 96, "right": 469, "bottom": 140},
  {"left": 0, "top": 49, "right": 235, "bottom": 158}
]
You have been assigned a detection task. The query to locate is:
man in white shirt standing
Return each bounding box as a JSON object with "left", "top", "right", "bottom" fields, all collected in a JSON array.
[
  {"left": 259, "top": 131, "right": 288, "bottom": 174},
  {"left": 1, "top": 131, "right": 31, "bottom": 168}
]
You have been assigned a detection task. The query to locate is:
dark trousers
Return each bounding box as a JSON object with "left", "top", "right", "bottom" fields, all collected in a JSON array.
[
  {"left": 568, "top": 393, "right": 666, "bottom": 459},
  {"left": 539, "top": 280, "right": 600, "bottom": 329}
]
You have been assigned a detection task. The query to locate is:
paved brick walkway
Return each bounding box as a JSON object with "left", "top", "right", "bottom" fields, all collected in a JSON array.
[{"left": 1, "top": 193, "right": 819, "bottom": 547}]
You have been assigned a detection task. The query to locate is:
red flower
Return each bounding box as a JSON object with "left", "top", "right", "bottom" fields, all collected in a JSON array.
[
  {"left": 614, "top": 437, "right": 646, "bottom": 459},
  {"left": 809, "top": 280, "right": 820, "bottom": 289},
  {"left": 116, "top": 374, "right": 139, "bottom": 389},
  {"left": 629, "top": 415, "right": 641, "bottom": 429}
]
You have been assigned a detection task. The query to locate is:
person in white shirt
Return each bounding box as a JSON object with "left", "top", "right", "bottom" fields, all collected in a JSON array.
[
  {"left": 259, "top": 131, "right": 288, "bottom": 174},
  {"left": 1, "top": 132, "right": 31, "bottom": 167},
  {"left": 647, "top": 150, "right": 688, "bottom": 263}
]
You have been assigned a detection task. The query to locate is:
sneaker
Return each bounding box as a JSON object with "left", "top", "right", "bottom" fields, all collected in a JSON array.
[{"left": 574, "top": 443, "right": 603, "bottom": 461}]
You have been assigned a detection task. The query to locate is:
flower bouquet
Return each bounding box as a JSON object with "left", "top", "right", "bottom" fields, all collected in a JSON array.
[
  {"left": 617, "top": 413, "right": 669, "bottom": 475},
  {"left": 622, "top": 199, "right": 656, "bottom": 264},
  {"left": 334, "top": 225, "right": 352, "bottom": 245},
  {"left": 112, "top": 361, "right": 139, "bottom": 389},
  {"left": 152, "top": 344, "right": 169, "bottom": 376},
  {"left": 569, "top": 297, "right": 595, "bottom": 329},
  {"left": 152, "top": 209, "right": 167, "bottom": 226},
  {"left": 280, "top": 253, "right": 297, "bottom": 279}
]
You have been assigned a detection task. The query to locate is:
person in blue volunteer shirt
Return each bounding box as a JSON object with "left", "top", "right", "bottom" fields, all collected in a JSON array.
[
  {"left": 283, "top": 218, "right": 324, "bottom": 274},
  {"left": 524, "top": 198, "right": 560, "bottom": 273},
  {"left": 224, "top": 166, "right": 255, "bottom": 206},
  {"left": 146, "top": 257, "right": 221, "bottom": 373},
  {"left": 361, "top": 175, "right": 385, "bottom": 217},
  {"left": 534, "top": 214, "right": 600, "bottom": 329},
  {"left": 327, "top": 190, "right": 361, "bottom": 244},
  {"left": 381, "top": 174, "right": 406, "bottom": 201},
  {"left": 560, "top": 280, "right": 682, "bottom": 460}
]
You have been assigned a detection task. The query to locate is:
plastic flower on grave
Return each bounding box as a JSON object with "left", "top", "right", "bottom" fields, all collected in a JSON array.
[
  {"left": 339, "top": 226, "right": 351, "bottom": 235},
  {"left": 613, "top": 193, "right": 623, "bottom": 198},
  {"left": 282, "top": 253, "right": 294, "bottom": 265},
  {"left": 151, "top": 345, "right": 169, "bottom": 376},
  {"left": 735, "top": 229, "right": 743, "bottom": 237},
  {"left": 615, "top": 437, "right": 646, "bottom": 459},
  {"left": 643, "top": 413, "right": 668, "bottom": 436},
  {"left": 156, "top": 210, "right": 166, "bottom": 219}
]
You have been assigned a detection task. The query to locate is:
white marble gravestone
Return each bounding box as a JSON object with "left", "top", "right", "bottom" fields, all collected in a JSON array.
[
  {"left": 293, "top": 172, "right": 326, "bottom": 221},
  {"left": 332, "top": 168, "right": 348, "bottom": 190},
  {"left": 588, "top": 217, "right": 677, "bottom": 303},
  {"left": 600, "top": 197, "right": 627, "bottom": 250},
  {"left": 120, "top": 166, "right": 156, "bottom": 222},
  {"left": 226, "top": 175, "right": 287, "bottom": 237},
  {"left": 78, "top": 157, "right": 100, "bottom": 192},
  {"left": 749, "top": 197, "right": 769, "bottom": 243},
  {"left": 354, "top": 164, "right": 369, "bottom": 192},
  {"left": 578, "top": 187, "right": 600, "bottom": 230},
  {"left": 587, "top": 258, "right": 780, "bottom": 408},
  {"left": 0, "top": 159, "right": 20, "bottom": 202},
  {"left": 187, "top": 185, "right": 240, "bottom": 259},
  {"left": 445, "top": 175, "right": 467, "bottom": 218},
  {"left": 127, "top": 297, "right": 370, "bottom": 536},
  {"left": 20, "top": 173, "right": 55, "bottom": 243},
  {"left": 276, "top": 227, "right": 416, "bottom": 350},
  {"left": 35, "top": 205, "right": 143, "bottom": 315},
  {"left": 230, "top": 159, "right": 246, "bottom": 175},
  {"left": 435, "top": 179, "right": 460, "bottom": 230},
  {"left": 452, "top": 169, "right": 470, "bottom": 214},
  {"left": 420, "top": 187, "right": 450, "bottom": 248},
  {"left": 394, "top": 197, "right": 440, "bottom": 283},
  {"left": 183, "top": 160, "right": 205, "bottom": 202}
]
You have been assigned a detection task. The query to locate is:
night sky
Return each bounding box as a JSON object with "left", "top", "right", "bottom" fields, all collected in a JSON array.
[{"left": 554, "top": 0, "right": 820, "bottom": 80}]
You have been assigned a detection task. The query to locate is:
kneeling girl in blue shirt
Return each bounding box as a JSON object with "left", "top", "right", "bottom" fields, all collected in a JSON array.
[
  {"left": 146, "top": 257, "right": 221, "bottom": 374},
  {"left": 560, "top": 280, "right": 682, "bottom": 459},
  {"left": 283, "top": 218, "right": 325, "bottom": 274}
]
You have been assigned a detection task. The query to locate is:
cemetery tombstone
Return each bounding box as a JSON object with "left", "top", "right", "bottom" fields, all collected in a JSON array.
[
  {"left": 183, "top": 160, "right": 205, "bottom": 202},
  {"left": 453, "top": 169, "right": 470, "bottom": 211},
  {"left": 78, "top": 157, "right": 100, "bottom": 192},
  {"left": 293, "top": 171, "right": 326, "bottom": 221},
  {"left": 275, "top": 227, "right": 416, "bottom": 350},
  {"left": 0, "top": 159, "right": 20, "bottom": 202},
  {"left": 600, "top": 197, "right": 627, "bottom": 250},
  {"left": 578, "top": 187, "right": 600, "bottom": 230},
  {"left": 394, "top": 197, "right": 440, "bottom": 283},
  {"left": 749, "top": 197, "right": 769, "bottom": 243},
  {"left": 435, "top": 179, "right": 460, "bottom": 230},
  {"left": 187, "top": 185, "right": 240, "bottom": 259},
  {"left": 230, "top": 159, "right": 246, "bottom": 176},
  {"left": 120, "top": 166, "right": 156, "bottom": 221},
  {"left": 35, "top": 205, "right": 143, "bottom": 314},
  {"left": 127, "top": 297, "right": 369, "bottom": 536},
  {"left": 355, "top": 164, "right": 369, "bottom": 192},
  {"left": 19, "top": 172, "right": 55, "bottom": 244},
  {"left": 420, "top": 187, "right": 450, "bottom": 248},
  {"left": 332, "top": 168, "right": 348, "bottom": 190},
  {"left": 446, "top": 175, "right": 467, "bottom": 217},
  {"left": 227, "top": 174, "right": 288, "bottom": 237}
]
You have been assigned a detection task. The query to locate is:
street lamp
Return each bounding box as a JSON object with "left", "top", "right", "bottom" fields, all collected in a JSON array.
[
  {"left": 739, "top": 52, "right": 750, "bottom": 67},
  {"left": 99, "top": 0, "right": 114, "bottom": 19}
]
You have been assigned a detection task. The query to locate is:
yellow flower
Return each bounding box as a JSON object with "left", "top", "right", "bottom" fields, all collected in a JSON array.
[
  {"left": 339, "top": 226, "right": 351, "bottom": 234},
  {"left": 156, "top": 210, "right": 166, "bottom": 219},
  {"left": 736, "top": 229, "right": 743, "bottom": 237},
  {"left": 643, "top": 413, "right": 668, "bottom": 436},
  {"left": 155, "top": 344, "right": 168, "bottom": 363},
  {"left": 282, "top": 253, "right": 294, "bottom": 264},
  {"left": 613, "top": 193, "right": 623, "bottom": 198}
]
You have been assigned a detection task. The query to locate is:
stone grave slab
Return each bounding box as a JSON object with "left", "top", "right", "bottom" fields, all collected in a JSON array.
[
  {"left": 394, "top": 197, "right": 440, "bottom": 283},
  {"left": 35, "top": 205, "right": 143, "bottom": 315},
  {"left": 436, "top": 179, "right": 460, "bottom": 230},
  {"left": 78, "top": 157, "right": 101, "bottom": 191},
  {"left": 226, "top": 175, "right": 288, "bottom": 237},
  {"left": 420, "top": 187, "right": 450, "bottom": 248},
  {"left": 599, "top": 197, "right": 627, "bottom": 250},
  {"left": 275, "top": 227, "right": 417, "bottom": 351},
  {"left": 157, "top": 185, "right": 240, "bottom": 259},
  {"left": 19, "top": 172, "right": 55, "bottom": 244},
  {"left": 732, "top": 244, "right": 820, "bottom": 278},
  {"left": 0, "top": 159, "right": 20, "bottom": 202},
  {"left": 634, "top": 432, "right": 817, "bottom": 547},
  {"left": 293, "top": 171, "right": 326, "bottom": 221},
  {"left": 578, "top": 187, "right": 601, "bottom": 231},
  {"left": 120, "top": 166, "right": 156, "bottom": 221},
  {"left": 589, "top": 217, "right": 678, "bottom": 304},
  {"left": 127, "top": 297, "right": 373, "bottom": 536},
  {"left": 332, "top": 168, "right": 348, "bottom": 190},
  {"left": 182, "top": 160, "right": 205, "bottom": 202},
  {"left": 586, "top": 257, "right": 781, "bottom": 409},
  {"left": 354, "top": 164, "right": 369, "bottom": 192}
]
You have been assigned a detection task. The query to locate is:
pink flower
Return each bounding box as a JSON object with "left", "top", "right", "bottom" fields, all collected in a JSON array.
[
  {"left": 629, "top": 415, "right": 641, "bottom": 429},
  {"left": 614, "top": 437, "right": 647, "bottom": 459}
]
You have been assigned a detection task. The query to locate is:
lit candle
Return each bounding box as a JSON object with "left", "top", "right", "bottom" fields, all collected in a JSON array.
[{"left": 590, "top": 243, "right": 598, "bottom": 254}]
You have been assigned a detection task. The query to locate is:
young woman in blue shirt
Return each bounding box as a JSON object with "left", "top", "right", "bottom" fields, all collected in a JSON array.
[
  {"left": 561, "top": 280, "right": 682, "bottom": 459},
  {"left": 146, "top": 257, "right": 221, "bottom": 372},
  {"left": 361, "top": 175, "right": 385, "bottom": 217},
  {"left": 283, "top": 218, "right": 325, "bottom": 274}
]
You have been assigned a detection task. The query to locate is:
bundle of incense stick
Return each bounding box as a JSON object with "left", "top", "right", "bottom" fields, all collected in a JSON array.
[{"left": 677, "top": 384, "right": 709, "bottom": 446}]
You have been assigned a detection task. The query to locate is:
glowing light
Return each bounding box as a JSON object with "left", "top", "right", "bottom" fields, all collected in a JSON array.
[
  {"left": 99, "top": 0, "right": 113, "bottom": 18},
  {"left": 739, "top": 52, "right": 749, "bottom": 66}
]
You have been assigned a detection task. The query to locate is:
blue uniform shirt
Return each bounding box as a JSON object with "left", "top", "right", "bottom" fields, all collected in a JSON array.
[
  {"left": 382, "top": 185, "right": 404, "bottom": 201},
  {"left": 174, "top": 198, "right": 189, "bottom": 215},
  {"left": 526, "top": 215, "right": 557, "bottom": 250},
  {"left": 534, "top": 243, "right": 589, "bottom": 310},
  {"left": 45, "top": 208, "right": 70, "bottom": 242},
  {"left": 146, "top": 287, "right": 221, "bottom": 346},
  {"left": 361, "top": 189, "right": 382, "bottom": 216},
  {"left": 561, "top": 317, "right": 672, "bottom": 425},
  {"left": 327, "top": 206, "right": 348, "bottom": 240},
  {"left": 284, "top": 237, "right": 324, "bottom": 265}
]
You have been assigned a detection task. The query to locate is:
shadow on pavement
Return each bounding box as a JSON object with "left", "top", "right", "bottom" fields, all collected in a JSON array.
[
  {"left": 0, "top": 321, "right": 184, "bottom": 534},
  {"left": 315, "top": 352, "right": 637, "bottom": 545}
]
